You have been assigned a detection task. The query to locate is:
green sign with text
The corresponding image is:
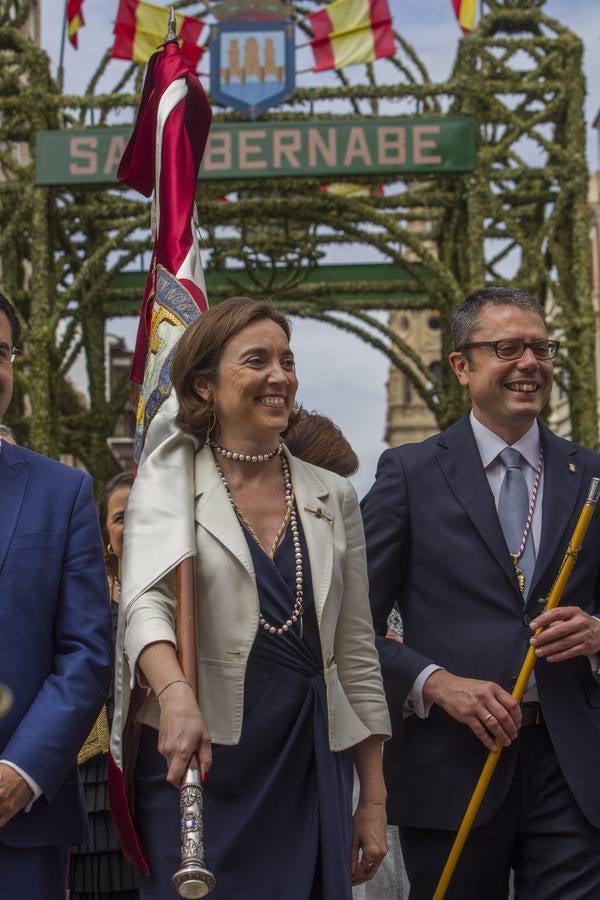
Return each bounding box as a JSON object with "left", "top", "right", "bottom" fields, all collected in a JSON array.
[{"left": 35, "top": 117, "right": 476, "bottom": 186}]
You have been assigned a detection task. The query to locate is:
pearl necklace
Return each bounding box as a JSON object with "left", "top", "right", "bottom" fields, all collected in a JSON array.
[
  {"left": 213, "top": 452, "right": 304, "bottom": 638},
  {"left": 209, "top": 438, "right": 282, "bottom": 463}
]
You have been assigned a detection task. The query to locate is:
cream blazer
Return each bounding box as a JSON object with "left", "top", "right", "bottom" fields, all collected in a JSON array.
[{"left": 111, "top": 431, "right": 390, "bottom": 768}]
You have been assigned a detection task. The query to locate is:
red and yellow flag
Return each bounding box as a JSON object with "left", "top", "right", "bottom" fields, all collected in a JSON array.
[
  {"left": 452, "top": 0, "right": 477, "bottom": 34},
  {"left": 67, "top": 0, "right": 85, "bottom": 48},
  {"left": 309, "top": 0, "right": 395, "bottom": 72},
  {"left": 111, "top": 0, "right": 205, "bottom": 72}
]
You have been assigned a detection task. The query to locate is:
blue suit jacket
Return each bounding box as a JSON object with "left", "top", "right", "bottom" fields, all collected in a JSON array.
[
  {"left": 0, "top": 441, "right": 113, "bottom": 847},
  {"left": 362, "top": 415, "right": 600, "bottom": 830}
]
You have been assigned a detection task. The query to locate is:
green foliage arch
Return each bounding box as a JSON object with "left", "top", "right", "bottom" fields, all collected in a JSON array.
[{"left": 0, "top": 0, "right": 596, "bottom": 487}]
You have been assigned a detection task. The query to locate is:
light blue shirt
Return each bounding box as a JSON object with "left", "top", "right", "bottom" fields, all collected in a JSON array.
[{"left": 470, "top": 412, "right": 543, "bottom": 557}]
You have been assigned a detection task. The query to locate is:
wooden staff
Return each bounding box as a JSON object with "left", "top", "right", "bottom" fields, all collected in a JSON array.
[
  {"left": 433, "top": 476, "right": 600, "bottom": 900},
  {"left": 170, "top": 557, "right": 216, "bottom": 898}
]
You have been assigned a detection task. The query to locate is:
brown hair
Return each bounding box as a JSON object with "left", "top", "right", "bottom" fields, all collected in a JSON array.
[
  {"left": 172, "top": 296, "right": 293, "bottom": 444},
  {"left": 284, "top": 409, "right": 358, "bottom": 477}
]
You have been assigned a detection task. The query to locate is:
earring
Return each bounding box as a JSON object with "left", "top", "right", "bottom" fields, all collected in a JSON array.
[{"left": 207, "top": 409, "right": 217, "bottom": 435}]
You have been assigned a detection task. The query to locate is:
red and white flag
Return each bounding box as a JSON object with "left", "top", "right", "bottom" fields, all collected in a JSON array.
[
  {"left": 117, "top": 39, "right": 212, "bottom": 384},
  {"left": 108, "top": 34, "right": 212, "bottom": 872}
]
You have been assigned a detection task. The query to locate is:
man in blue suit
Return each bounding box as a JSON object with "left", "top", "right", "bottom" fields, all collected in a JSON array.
[
  {"left": 362, "top": 287, "right": 600, "bottom": 899},
  {"left": 0, "top": 294, "right": 112, "bottom": 899}
]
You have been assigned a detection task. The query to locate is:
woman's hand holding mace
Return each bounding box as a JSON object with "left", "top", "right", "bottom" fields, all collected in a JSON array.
[{"left": 157, "top": 680, "right": 212, "bottom": 787}]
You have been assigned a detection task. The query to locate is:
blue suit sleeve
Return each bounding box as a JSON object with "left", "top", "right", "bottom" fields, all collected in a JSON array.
[
  {"left": 361, "top": 448, "right": 437, "bottom": 705},
  {"left": 2, "top": 473, "right": 113, "bottom": 801}
]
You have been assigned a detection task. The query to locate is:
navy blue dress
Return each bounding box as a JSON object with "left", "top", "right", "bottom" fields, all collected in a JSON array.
[
  {"left": 134, "top": 520, "right": 354, "bottom": 900},
  {"left": 203, "top": 521, "right": 354, "bottom": 899}
]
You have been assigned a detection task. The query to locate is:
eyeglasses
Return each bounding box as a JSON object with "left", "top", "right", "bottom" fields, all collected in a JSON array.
[
  {"left": 0, "top": 344, "right": 23, "bottom": 365},
  {"left": 456, "top": 339, "right": 560, "bottom": 361}
]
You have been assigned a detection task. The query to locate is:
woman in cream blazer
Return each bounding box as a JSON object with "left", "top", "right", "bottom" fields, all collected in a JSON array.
[{"left": 112, "top": 298, "right": 391, "bottom": 900}]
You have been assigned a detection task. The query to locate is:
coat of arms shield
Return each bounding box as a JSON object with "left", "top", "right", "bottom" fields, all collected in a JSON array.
[{"left": 209, "top": 19, "right": 295, "bottom": 120}]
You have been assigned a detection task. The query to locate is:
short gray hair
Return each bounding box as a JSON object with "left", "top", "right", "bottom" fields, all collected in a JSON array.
[
  {"left": 452, "top": 287, "right": 546, "bottom": 350},
  {"left": 0, "top": 424, "right": 15, "bottom": 440}
]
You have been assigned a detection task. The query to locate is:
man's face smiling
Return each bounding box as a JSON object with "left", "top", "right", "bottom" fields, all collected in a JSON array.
[
  {"left": 0, "top": 311, "right": 14, "bottom": 419},
  {"left": 448, "top": 304, "right": 553, "bottom": 443}
]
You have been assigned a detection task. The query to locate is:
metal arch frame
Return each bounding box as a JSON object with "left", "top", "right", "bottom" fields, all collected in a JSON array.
[{"left": 0, "top": 0, "right": 596, "bottom": 484}]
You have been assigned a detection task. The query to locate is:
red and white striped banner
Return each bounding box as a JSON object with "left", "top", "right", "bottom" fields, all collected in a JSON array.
[{"left": 117, "top": 39, "right": 212, "bottom": 383}]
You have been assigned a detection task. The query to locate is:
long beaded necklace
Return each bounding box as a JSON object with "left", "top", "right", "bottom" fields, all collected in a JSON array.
[
  {"left": 510, "top": 448, "right": 543, "bottom": 593},
  {"left": 213, "top": 451, "right": 304, "bottom": 637}
]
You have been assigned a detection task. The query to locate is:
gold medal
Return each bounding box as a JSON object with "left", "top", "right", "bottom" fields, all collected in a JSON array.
[{"left": 511, "top": 554, "right": 526, "bottom": 593}]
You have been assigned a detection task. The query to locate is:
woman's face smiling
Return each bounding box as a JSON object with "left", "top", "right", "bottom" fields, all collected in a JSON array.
[{"left": 201, "top": 319, "right": 298, "bottom": 447}]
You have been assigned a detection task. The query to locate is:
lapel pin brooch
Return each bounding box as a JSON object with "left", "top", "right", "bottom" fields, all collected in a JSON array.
[
  {"left": 304, "top": 506, "right": 333, "bottom": 523},
  {"left": 568, "top": 463, "right": 576, "bottom": 473}
]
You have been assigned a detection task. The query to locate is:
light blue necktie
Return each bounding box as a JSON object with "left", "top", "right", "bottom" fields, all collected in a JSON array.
[{"left": 498, "top": 447, "right": 536, "bottom": 598}]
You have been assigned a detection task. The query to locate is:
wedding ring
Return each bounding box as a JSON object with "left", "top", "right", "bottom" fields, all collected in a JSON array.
[
  {"left": 365, "top": 861, "right": 376, "bottom": 873},
  {"left": 483, "top": 713, "right": 494, "bottom": 724}
]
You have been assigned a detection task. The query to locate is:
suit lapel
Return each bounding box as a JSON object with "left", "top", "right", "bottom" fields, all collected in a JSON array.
[
  {"left": 528, "top": 424, "right": 582, "bottom": 603},
  {"left": 193, "top": 445, "right": 255, "bottom": 580},
  {"left": 287, "top": 452, "right": 333, "bottom": 624},
  {"left": 436, "top": 415, "right": 521, "bottom": 598},
  {"left": 0, "top": 443, "right": 29, "bottom": 575}
]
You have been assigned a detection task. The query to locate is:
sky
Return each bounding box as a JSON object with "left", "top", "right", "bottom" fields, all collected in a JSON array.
[{"left": 40, "top": 0, "right": 600, "bottom": 495}]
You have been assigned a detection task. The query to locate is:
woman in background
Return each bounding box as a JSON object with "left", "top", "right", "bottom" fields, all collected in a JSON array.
[
  {"left": 70, "top": 472, "right": 138, "bottom": 900},
  {"left": 284, "top": 408, "right": 358, "bottom": 477}
]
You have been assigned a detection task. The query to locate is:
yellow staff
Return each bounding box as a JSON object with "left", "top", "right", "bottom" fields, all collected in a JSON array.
[{"left": 433, "top": 476, "right": 600, "bottom": 900}]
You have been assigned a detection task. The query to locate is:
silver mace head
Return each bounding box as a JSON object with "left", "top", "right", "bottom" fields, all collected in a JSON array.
[{"left": 164, "top": 6, "right": 177, "bottom": 43}]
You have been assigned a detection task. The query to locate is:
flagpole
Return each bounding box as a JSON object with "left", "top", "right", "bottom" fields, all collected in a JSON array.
[
  {"left": 58, "top": 0, "right": 68, "bottom": 91},
  {"left": 159, "top": 16, "right": 216, "bottom": 896}
]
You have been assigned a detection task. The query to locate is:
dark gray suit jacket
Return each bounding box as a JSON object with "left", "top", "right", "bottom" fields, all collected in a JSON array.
[{"left": 361, "top": 414, "right": 600, "bottom": 830}]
